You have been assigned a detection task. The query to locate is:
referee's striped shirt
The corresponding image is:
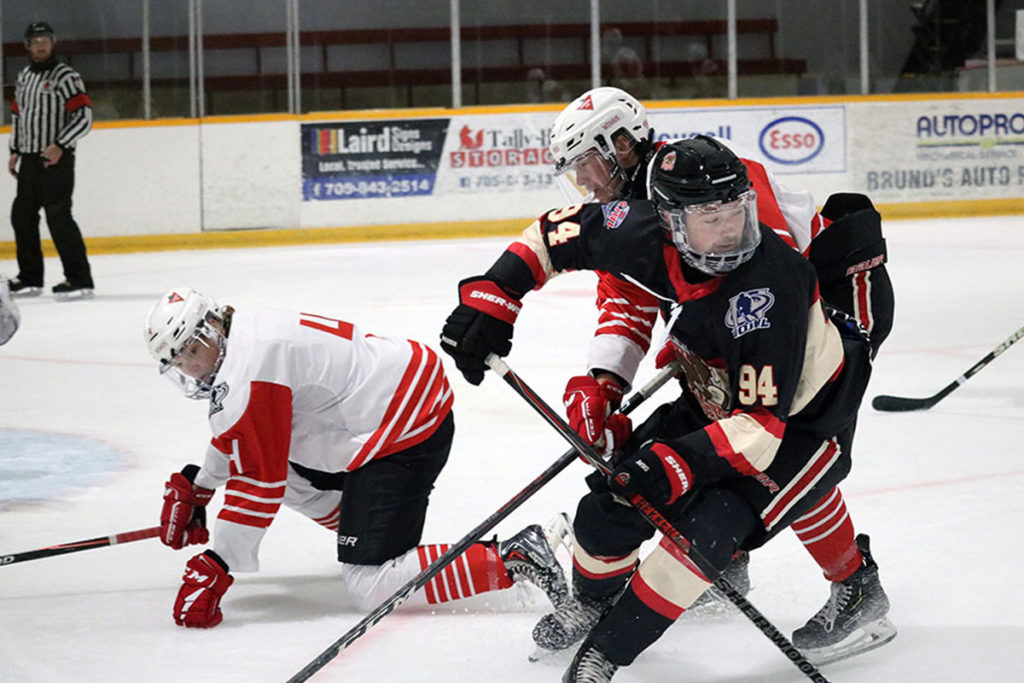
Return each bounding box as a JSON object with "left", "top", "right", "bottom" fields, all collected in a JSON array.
[{"left": 9, "top": 60, "right": 93, "bottom": 154}]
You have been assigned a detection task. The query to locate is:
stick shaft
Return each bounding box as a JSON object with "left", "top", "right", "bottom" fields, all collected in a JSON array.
[{"left": 1, "top": 527, "right": 161, "bottom": 566}]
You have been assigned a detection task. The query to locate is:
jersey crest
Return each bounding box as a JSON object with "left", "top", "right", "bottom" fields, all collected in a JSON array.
[
  {"left": 725, "top": 288, "right": 775, "bottom": 339},
  {"left": 602, "top": 201, "right": 629, "bottom": 230}
]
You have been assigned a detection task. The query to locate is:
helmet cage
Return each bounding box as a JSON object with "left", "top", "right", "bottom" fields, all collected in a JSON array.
[
  {"left": 158, "top": 320, "right": 226, "bottom": 400},
  {"left": 657, "top": 190, "right": 761, "bottom": 275},
  {"left": 145, "top": 288, "right": 225, "bottom": 400}
]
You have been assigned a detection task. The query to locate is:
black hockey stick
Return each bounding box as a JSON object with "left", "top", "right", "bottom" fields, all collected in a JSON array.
[
  {"left": 486, "top": 355, "right": 830, "bottom": 683},
  {"left": 872, "top": 323, "right": 1024, "bottom": 412},
  {"left": 0, "top": 526, "right": 161, "bottom": 567},
  {"left": 283, "top": 363, "right": 678, "bottom": 683}
]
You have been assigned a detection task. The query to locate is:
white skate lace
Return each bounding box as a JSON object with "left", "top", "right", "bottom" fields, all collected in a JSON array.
[
  {"left": 573, "top": 647, "right": 618, "bottom": 682},
  {"left": 812, "top": 582, "right": 853, "bottom": 633}
]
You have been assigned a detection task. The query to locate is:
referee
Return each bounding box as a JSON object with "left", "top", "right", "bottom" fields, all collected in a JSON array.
[{"left": 7, "top": 21, "right": 94, "bottom": 300}]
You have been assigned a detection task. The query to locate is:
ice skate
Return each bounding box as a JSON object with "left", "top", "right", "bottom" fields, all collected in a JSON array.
[
  {"left": 530, "top": 583, "right": 615, "bottom": 661},
  {"left": 7, "top": 277, "right": 42, "bottom": 297},
  {"left": 792, "top": 534, "right": 897, "bottom": 665},
  {"left": 562, "top": 637, "right": 618, "bottom": 683},
  {"left": 499, "top": 522, "right": 569, "bottom": 610},
  {"left": 688, "top": 549, "right": 751, "bottom": 615},
  {"left": 52, "top": 280, "right": 94, "bottom": 301}
]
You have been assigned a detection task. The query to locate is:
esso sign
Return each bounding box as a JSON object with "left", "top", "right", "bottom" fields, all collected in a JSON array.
[{"left": 758, "top": 116, "right": 824, "bottom": 165}]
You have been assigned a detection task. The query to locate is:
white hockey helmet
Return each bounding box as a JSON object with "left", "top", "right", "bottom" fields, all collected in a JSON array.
[
  {"left": 145, "top": 287, "right": 226, "bottom": 399},
  {"left": 549, "top": 86, "right": 649, "bottom": 201}
]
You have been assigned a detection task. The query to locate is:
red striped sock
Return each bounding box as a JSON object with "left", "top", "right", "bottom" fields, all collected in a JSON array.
[
  {"left": 416, "top": 543, "right": 513, "bottom": 604},
  {"left": 790, "top": 487, "right": 863, "bottom": 582}
]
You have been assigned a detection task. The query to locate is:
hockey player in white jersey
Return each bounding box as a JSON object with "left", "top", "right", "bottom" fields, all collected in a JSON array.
[
  {"left": 0, "top": 278, "right": 20, "bottom": 345},
  {"left": 145, "top": 288, "right": 568, "bottom": 629}
]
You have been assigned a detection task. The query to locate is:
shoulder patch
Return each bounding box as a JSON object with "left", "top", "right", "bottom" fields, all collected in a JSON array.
[
  {"left": 601, "top": 200, "right": 630, "bottom": 230},
  {"left": 725, "top": 288, "right": 775, "bottom": 339}
]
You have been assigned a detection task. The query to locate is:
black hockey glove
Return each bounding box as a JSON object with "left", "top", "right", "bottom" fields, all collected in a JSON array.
[
  {"left": 609, "top": 440, "right": 698, "bottom": 507},
  {"left": 440, "top": 277, "right": 522, "bottom": 385}
]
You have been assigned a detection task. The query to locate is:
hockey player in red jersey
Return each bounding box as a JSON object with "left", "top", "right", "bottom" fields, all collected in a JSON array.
[
  {"left": 441, "top": 137, "right": 896, "bottom": 680},
  {"left": 543, "top": 87, "right": 897, "bottom": 664},
  {"left": 145, "top": 288, "right": 569, "bottom": 629}
]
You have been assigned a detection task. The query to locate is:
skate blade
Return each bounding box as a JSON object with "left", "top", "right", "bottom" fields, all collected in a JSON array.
[
  {"left": 528, "top": 645, "right": 574, "bottom": 664},
  {"left": 802, "top": 617, "right": 897, "bottom": 666},
  {"left": 54, "top": 289, "right": 95, "bottom": 302},
  {"left": 11, "top": 288, "right": 43, "bottom": 298},
  {"left": 542, "top": 512, "right": 573, "bottom": 558}
]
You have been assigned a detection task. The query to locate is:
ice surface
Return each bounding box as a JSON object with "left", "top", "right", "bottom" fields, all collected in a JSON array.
[{"left": 2, "top": 215, "right": 1023, "bottom": 682}]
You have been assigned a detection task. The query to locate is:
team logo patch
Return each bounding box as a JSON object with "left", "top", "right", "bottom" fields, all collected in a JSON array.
[
  {"left": 660, "top": 151, "right": 676, "bottom": 170},
  {"left": 725, "top": 288, "right": 775, "bottom": 338},
  {"left": 601, "top": 200, "right": 630, "bottom": 229},
  {"left": 208, "top": 382, "right": 229, "bottom": 417}
]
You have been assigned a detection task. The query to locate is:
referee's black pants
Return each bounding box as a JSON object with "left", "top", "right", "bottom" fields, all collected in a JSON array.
[{"left": 11, "top": 151, "right": 93, "bottom": 288}]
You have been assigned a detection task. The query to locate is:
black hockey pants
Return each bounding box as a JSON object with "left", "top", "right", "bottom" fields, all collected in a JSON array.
[{"left": 11, "top": 151, "right": 93, "bottom": 288}]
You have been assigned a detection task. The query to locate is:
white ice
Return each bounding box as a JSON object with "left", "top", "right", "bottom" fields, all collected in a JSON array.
[{"left": 2, "top": 215, "right": 1023, "bottom": 682}]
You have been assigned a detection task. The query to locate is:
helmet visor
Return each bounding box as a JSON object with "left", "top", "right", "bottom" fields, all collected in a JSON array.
[
  {"left": 554, "top": 148, "right": 625, "bottom": 204},
  {"left": 659, "top": 190, "right": 761, "bottom": 274}
]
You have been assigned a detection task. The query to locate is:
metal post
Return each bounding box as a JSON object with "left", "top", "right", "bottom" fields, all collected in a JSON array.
[
  {"left": 196, "top": 0, "right": 205, "bottom": 117},
  {"left": 727, "top": 0, "right": 737, "bottom": 99},
  {"left": 188, "top": 0, "right": 197, "bottom": 118},
  {"left": 450, "top": 0, "right": 462, "bottom": 108},
  {"left": 0, "top": 1, "right": 5, "bottom": 127},
  {"left": 860, "top": 0, "right": 869, "bottom": 94},
  {"left": 591, "top": 0, "right": 600, "bottom": 89},
  {"left": 286, "top": 0, "right": 295, "bottom": 113},
  {"left": 987, "top": 0, "right": 996, "bottom": 92},
  {"left": 292, "top": 0, "right": 301, "bottom": 113},
  {"left": 142, "top": 0, "right": 152, "bottom": 119}
]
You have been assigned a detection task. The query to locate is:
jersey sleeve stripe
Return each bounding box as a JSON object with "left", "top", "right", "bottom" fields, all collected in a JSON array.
[{"left": 508, "top": 240, "right": 548, "bottom": 288}]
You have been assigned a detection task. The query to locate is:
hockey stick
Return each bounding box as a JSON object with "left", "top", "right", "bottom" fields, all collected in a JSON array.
[
  {"left": 283, "top": 363, "right": 678, "bottom": 683},
  {"left": 486, "top": 355, "right": 830, "bottom": 683},
  {"left": 872, "top": 323, "right": 1024, "bottom": 412},
  {"left": 0, "top": 526, "right": 161, "bottom": 567}
]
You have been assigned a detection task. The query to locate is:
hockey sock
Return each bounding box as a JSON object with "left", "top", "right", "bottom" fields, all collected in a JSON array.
[
  {"left": 417, "top": 542, "right": 513, "bottom": 604},
  {"left": 589, "top": 582, "right": 677, "bottom": 666},
  {"left": 311, "top": 503, "right": 340, "bottom": 531},
  {"left": 790, "top": 487, "right": 863, "bottom": 583}
]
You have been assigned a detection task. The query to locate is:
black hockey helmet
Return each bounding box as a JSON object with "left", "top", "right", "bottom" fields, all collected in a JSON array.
[
  {"left": 24, "top": 21, "right": 56, "bottom": 45},
  {"left": 647, "top": 135, "right": 750, "bottom": 208},
  {"left": 648, "top": 136, "right": 760, "bottom": 275}
]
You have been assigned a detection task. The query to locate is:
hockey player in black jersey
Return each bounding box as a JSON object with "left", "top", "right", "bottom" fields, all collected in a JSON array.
[{"left": 441, "top": 136, "right": 895, "bottom": 681}]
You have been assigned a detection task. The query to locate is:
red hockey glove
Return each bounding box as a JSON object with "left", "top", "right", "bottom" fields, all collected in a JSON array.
[
  {"left": 563, "top": 375, "right": 623, "bottom": 444},
  {"left": 610, "top": 440, "right": 697, "bottom": 506},
  {"left": 440, "top": 277, "right": 522, "bottom": 385},
  {"left": 161, "top": 465, "right": 214, "bottom": 550},
  {"left": 173, "top": 550, "right": 233, "bottom": 628},
  {"left": 655, "top": 340, "right": 687, "bottom": 379}
]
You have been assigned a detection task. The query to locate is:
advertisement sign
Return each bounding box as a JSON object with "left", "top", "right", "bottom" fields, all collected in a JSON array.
[
  {"left": 301, "top": 119, "right": 449, "bottom": 200},
  {"left": 434, "top": 114, "right": 559, "bottom": 195},
  {"left": 649, "top": 105, "right": 847, "bottom": 175},
  {"left": 852, "top": 101, "right": 1024, "bottom": 201}
]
